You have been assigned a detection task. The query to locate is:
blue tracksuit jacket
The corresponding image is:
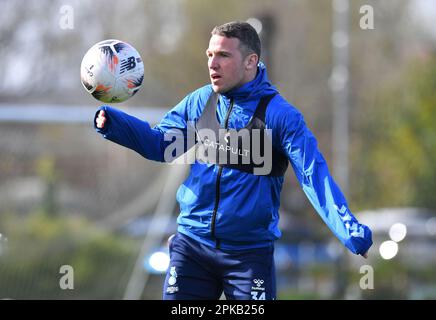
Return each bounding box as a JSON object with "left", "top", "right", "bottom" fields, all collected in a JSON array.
[{"left": 95, "top": 63, "right": 372, "bottom": 255}]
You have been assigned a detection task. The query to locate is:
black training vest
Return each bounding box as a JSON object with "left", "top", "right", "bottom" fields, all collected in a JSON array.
[{"left": 195, "top": 92, "right": 288, "bottom": 176}]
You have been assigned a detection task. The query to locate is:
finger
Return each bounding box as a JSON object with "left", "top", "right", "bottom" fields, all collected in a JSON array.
[
  {"left": 96, "top": 110, "right": 106, "bottom": 128},
  {"left": 96, "top": 117, "right": 105, "bottom": 128}
]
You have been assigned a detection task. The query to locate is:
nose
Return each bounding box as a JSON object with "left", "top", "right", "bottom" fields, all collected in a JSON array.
[{"left": 208, "top": 55, "right": 219, "bottom": 70}]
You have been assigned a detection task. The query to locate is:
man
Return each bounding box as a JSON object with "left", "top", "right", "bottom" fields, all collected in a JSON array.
[{"left": 94, "top": 21, "right": 372, "bottom": 300}]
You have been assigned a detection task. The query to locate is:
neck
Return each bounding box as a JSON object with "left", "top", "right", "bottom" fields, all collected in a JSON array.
[{"left": 242, "top": 69, "right": 257, "bottom": 85}]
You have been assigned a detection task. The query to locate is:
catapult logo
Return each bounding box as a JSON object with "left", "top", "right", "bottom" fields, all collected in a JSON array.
[
  {"left": 204, "top": 131, "right": 250, "bottom": 158},
  {"left": 202, "top": 137, "right": 250, "bottom": 158},
  {"left": 166, "top": 266, "right": 179, "bottom": 294},
  {"left": 163, "top": 122, "right": 273, "bottom": 175}
]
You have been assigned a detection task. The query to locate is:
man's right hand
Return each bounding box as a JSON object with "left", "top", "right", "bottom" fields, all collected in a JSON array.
[{"left": 96, "top": 110, "right": 107, "bottom": 129}]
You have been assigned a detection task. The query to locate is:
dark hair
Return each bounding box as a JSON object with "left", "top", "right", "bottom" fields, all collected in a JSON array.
[{"left": 211, "top": 21, "right": 261, "bottom": 59}]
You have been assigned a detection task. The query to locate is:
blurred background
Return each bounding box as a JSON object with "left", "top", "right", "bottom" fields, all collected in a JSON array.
[{"left": 0, "top": 0, "right": 435, "bottom": 300}]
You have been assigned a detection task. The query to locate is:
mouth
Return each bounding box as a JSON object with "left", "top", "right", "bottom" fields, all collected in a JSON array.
[{"left": 210, "top": 74, "right": 221, "bottom": 81}]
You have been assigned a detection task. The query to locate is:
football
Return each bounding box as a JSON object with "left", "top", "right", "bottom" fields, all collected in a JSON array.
[{"left": 80, "top": 39, "right": 144, "bottom": 103}]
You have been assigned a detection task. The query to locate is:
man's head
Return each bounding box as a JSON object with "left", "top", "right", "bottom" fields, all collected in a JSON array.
[{"left": 207, "top": 21, "right": 261, "bottom": 93}]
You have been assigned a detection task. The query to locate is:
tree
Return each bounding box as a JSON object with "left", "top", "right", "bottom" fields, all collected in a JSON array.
[{"left": 358, "top": 54, "right": 436, "bottom": 209}]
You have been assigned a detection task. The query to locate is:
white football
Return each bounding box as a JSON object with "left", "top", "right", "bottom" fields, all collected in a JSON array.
[{"left": 80, "top": 39, "right": 144, "bottom": 103}]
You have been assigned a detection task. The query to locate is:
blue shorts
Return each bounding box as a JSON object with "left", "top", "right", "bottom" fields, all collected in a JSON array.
[{"left": 162, "top": 232, "right": 276, "bottom": 300}]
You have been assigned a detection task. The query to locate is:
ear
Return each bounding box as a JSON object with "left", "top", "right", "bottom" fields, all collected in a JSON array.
[{"left": 245, "top": 53, "right": 258, "bottom": 70}]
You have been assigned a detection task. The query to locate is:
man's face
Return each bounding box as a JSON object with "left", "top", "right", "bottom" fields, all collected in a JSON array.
[{"left": 206, "top": 35, "right": 248, "bottom": 93}]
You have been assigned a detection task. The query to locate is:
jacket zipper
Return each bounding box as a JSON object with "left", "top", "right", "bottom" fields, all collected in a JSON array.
[{"left": 210, "top": 98, "right": 234, "bottom": 242}]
